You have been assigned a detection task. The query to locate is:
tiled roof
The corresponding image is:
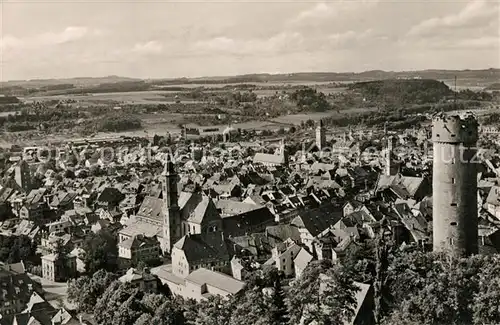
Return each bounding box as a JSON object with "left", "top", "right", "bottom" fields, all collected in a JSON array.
[
  {"left": 486, "top": 186, "right": 500, "bottom": 206},
  {"left": 97, "top": 187, "right": 124, "bottom": 204},
  {"left": 174, "top": 233, "right": 229, "bottom": 263},
  {"left": 137, "top": 196, "right": 163, "bottom": 221},
  {"left": 291, "top": 204, "right": 343, "bottom": 237},
  {"left": 187, "top": 196, "right": 219, "bottom": 225},
  {"left": 119, "top": 221, "right": 162, "bottom": 238},
  {"left": 216, "top": 200, "right": 261, "bottom": 216},
  {"left": 118, "top": 235, "right": 159, "bottom": 250},
  {"left": 185, "top": 268, "right": 245, "bottom": 295},
  {"left": 253, "top": 153, "right": 285, "bottom": 165},
  {"left": 293, "top": 248, "right": 313, "bottom": 271},
  {"left": 222, "top": 206, "right": 275, "bottom": 237}
]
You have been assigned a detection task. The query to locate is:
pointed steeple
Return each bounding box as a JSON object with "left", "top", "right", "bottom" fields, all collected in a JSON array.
[{"left": 162, "top": 153, "right": 180, "bottom": 253}]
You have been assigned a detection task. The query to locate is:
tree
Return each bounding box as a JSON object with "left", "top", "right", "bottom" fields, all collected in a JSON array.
[
  {"left": 141, "top": 293, "right": 168, "bottom": 314},
  {"left": 384, "top": 250, "right": 483, "bottom": 325},
  {"left": 150, "top": 299, "right": 186, "bottom": 325},
  {"left": 342, "top": 240, "right": 376, "bottom": 283},
  {"left": 94, "top": 281, "right": 134, "bottom": 324},
  {"left": 134, "top": 314, "right": 153, "bottom": 325},
  {"left": 194, "top": 295, "right": 233, "bottom": 325},
  {"left": 374, "top": 231, "right": 391, "bottom": 323},
  {"left": 472, "top": 255, "right": 500, "bottom": 324},
  {"left": 81, "top": 229, "right": 118, "bottom": 274},
  {"left": 230, "top": 288, "right": 272, "bottom": 325},
  {"left": 287, "top": 259, "right": 359, "bottom": 325},
  {"left": 269, "top": 275, "right": 289, "bottom": 325},
  {"left": 0, "top": 234, "right": 38, "bottom": 264},
  {"left": 52, "top": 238, "right": 73, "bottom": 282},
  {"left": 112, "top": 290, "right": 144, "bottom": 325},
  {"left": 67, "top": 269, "right": 117, "bottom": 313}
]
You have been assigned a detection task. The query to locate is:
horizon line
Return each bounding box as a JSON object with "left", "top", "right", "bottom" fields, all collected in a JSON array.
[{"left": 2, "top": 67, "right": 499, "bottom": 83}]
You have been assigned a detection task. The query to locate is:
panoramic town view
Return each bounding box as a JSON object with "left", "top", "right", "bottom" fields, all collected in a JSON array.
[{"left": 0, "top": 0, "right": 499, "bottom": 324}]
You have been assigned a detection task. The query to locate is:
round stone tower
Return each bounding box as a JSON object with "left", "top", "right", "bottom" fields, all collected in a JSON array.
[{"left": 432, "top": 114, "right": 478, "bottom": 256}]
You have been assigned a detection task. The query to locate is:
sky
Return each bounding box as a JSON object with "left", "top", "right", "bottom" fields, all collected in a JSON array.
[{"left": 0, "top": 0, "right": 499, "bottom": 80}]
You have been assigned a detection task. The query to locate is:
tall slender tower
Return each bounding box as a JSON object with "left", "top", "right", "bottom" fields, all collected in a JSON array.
[
  {"left": 162, "top": 155, "right": 181, "bottom": 253},
  {"left": 14, "top": 160, "right": 31, "bottom": 193},
  {"left": 316, "top": 119, "right": 326, "bottom": 150},
  {"left": 432, "top": 114, "right": 478, "bottom": 256},
  {"left": 385, "top": 136, "right": 397, "bottom": 176}
]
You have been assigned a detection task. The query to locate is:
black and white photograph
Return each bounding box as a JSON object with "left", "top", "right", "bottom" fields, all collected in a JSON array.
[{"left": 0, "top": 0, "right": 499, "bottom": 324}]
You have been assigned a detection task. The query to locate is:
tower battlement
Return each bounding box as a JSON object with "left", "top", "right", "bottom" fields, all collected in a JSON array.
[{"left": 432, "top": 114, "right": 478, "bottom": 144}]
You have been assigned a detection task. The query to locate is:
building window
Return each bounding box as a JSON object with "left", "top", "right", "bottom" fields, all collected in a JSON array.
[
  {"left": 449, "top": 238, "right": 454, "bottom": 245},
  {"left": 451, "top": 178, "right": 455, "bottom": 184},
  {"left": 451, "top": 203, "right": 457, "bottom": 207}
]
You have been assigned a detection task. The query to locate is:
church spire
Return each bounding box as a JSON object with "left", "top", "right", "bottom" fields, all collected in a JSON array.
[{"left": 162, "top": 153, "right": 180, "bottom": 253}]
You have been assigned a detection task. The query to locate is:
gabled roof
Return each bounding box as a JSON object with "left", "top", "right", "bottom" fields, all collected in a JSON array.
[
  {"left": 265, "top": 225, "right": 301, "bottom": 243},
  {"left": 0, "top": 187, "right": 15, "bottom": 203},
  {"left": 222, "top": 206, "right": 275, "bottom": 237},
  {"left": 216, "top": 200, "right": 261, "bottom": 216},
  {"left": 119, "top": 268, "right": 156, "bottom": 283},
  {"left": 174, "top": 233, "right": 229, "bottom": 263},
  {"left": 253, "top": 153, "right": 285, "bottom": 165},
  {"left": 118, "top": 234, "right": 159, "bottom": 250},
  {"left": 137, "top": 196, "right": 163, "bottom": 221},
  {"left": 119, "top": 221, "right": 162, "bottom": 238},
  {"left": 393, "top": 203, "right": 429, "bottom": 242},
  {"left": 375, "top": 174, "right": 426, "bottom": 198},
  {"left": 97, "top": 187, "right": 124, "bottom": 204},
  {"left": 187, "top": 196, "right": 220, "bottom": 225},
  {"left": 291, "top": 204, "right": 343, "bottom": 237},
  {"left": 293, "top": 247, "right": 313, "bottom": 271},
  {"left": 185, "top": 268, "right": 245, "bottom": 295},
  {"left": 486, "top": 186, "right": 500, "bottom": 206},
  {"left": 25, "top": 188, "right": 46, "bottom": 205}
]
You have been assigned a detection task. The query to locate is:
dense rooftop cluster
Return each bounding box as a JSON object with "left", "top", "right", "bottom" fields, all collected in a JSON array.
[{"left": 1, "top": 116, "right": 500, "bottom": 324}]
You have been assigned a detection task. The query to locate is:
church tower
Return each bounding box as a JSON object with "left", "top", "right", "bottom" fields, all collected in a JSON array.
[
  {"left": 385, "top": 136, "right": 398, "bottom": 176},
  {"left": 316, "top": 119, "right": 326, "bottom": 150},
  {"left": 162, "top": 155, "right": 181, "bottom": 253},
  {"left": 278, "top": 138, "right": 288, "bottom": 165},
  {"left": 15, "top": 160, "right": 31, "bottom": 193}
]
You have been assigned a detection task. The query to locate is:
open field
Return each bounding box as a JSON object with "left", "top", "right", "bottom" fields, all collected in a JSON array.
[
  {"left": 2, "top": 74, "right": 497, "bottom": 147},
  {"left": 152, "top": 81, "right": 348, "bottom": 88},
  {"left": 22, "top": 90, "right": 204, "bottom": 105},
  {"left": 271, "top": 107, "right": 379, "bottom": 125},
  {"left": 20, "top": 84, "right": 348, "bottom": 106}
]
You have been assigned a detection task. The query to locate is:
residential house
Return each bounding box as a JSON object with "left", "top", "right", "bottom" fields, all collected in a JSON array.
[
  {"left": 291, "top": 205, "right": 343, "bottom": 251},
  {"left": 119, "top": 268, "right": 158, "bottom": 293},
  {"left": 41, "top": 253, "right": 77, "bottom": 282},
  {"left": 264, "top": 239, "right": 302, "bottom": 277},
  {"left": 0, "top": 268, "right": 43, "bottom": 317},
  {"left": 19, "top": 188, "right": 48, "bottom": 221},
  {"left": 118, "top": 234, "right": 161, "bottom": 268},
  {"left": 171, "top": 232, "right": 230, "bottom": 278}
]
